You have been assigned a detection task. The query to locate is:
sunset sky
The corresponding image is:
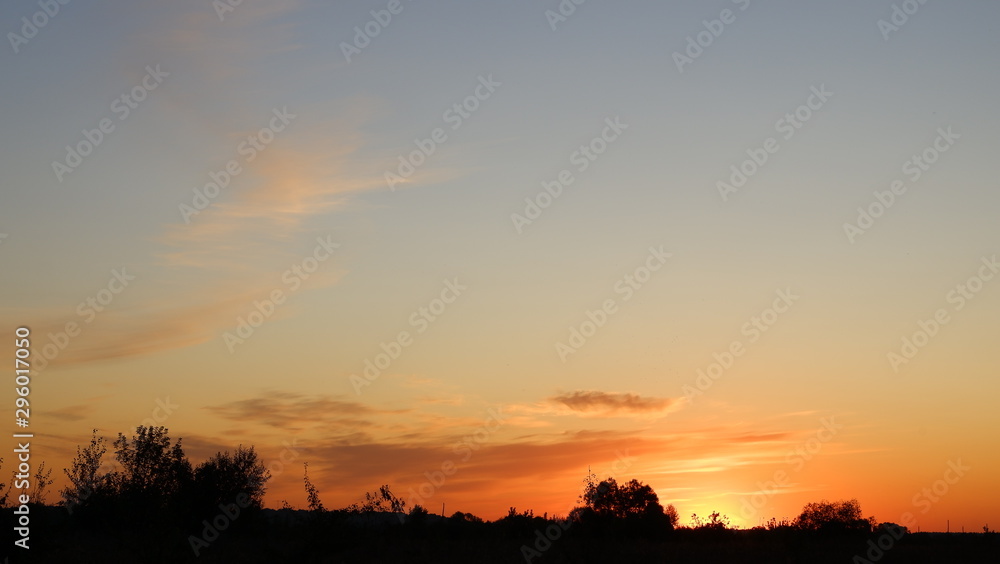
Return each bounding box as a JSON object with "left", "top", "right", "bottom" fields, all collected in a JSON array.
[{"left": 2, "top": 1, "right": 998, "bottom": 530}]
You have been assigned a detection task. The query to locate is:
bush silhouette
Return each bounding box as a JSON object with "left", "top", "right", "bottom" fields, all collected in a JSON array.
[
  {"left": 571, "top": 472, "right": 674, "bottom": 537},
  {"left": 191, "top": 445, "right": 269, "bottom": 518},
  {"left": 794, "top": 498, "right": 875, "bottom": 533},
  {"left": 690, "top": 511, "right": 732, "bottom": 530}
]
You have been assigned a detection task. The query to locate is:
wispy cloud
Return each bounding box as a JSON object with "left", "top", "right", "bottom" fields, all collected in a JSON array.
[
  {"left": 17, "top": 3, "right": 388, "bottom": 369},
  {"left": 46, "top": 403, "right": 97, "bottom": 422}
]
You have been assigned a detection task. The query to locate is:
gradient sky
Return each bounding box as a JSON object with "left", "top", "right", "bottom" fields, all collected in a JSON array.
[{"left": 2, "top": 1, "right": 998, "bottom": 530}]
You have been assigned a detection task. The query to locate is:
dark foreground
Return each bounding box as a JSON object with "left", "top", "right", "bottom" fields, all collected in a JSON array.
[{"left": 4, "top": 507, "right": 999, "bottom": 563}]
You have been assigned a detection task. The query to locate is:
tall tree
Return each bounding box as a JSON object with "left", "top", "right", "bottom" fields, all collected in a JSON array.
[{"left": 110, "top": 426, "right": 192, "bottom": 506}]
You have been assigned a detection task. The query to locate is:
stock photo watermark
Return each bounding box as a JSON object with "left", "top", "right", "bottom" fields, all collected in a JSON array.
[
  {"left": 739, "top": 416, "right": 844, "bottom": 522},
  {"left": 877, "top": 0, "right": 931, "bottom": 41},
  {"left": 887, "top": 254, "right": 997, "bottom": 373},
  {"left": 341, "top": 0, "right": 414, "bottom": 62},
  {"left": 7, "top": 0, "right": 72, "bottom": 54},
  {"left": 33, "top": 268, "right": 137, "bottom": 373},
  {"left": 63, "top": 397, "right": 180, "bottom": 516},
  {"left": 852, "top": 458, "right": 970, "bottom": 563},
  {"left": 512, "top": 116, "right": 628, "bottom": 233},
  {"left": 211, "top": 0, "right": 244, "bottom": 22},
  {"left": 179, "top": 107, "right": 296, "bottom": 223},
  {"left": 385, "top": 75, "right": 500, "bottom": 191},
  {"left": 350, "top": 278, "right": 466, "bottom": 394},
  {"left": 51, "top": 65, "right": 169, "bottom": 183},
  {"left": 683, "top": 288, "right": 799, "bottom": 403},
  {"left": 544, "top": 0, "right": 590, "bottom": 31},
  {"left": 520, "top": 449, "right": 636, "bottom": 563},
  {"left": 188, "top": 440, "right": 301, "bottom": 556},
  {"left": 716, "top": 84, "right": 832, "bottom": 202},
  {"left": 555, "top": 245, "right": 670, "bottom": 361},
  {"left": 222, "top": 236, "right": 339, "bottom": 352},
  {"left": 843, "top": 126, "right": 959, "bottom": 243},
  {"left": 403, "top": 407, "right": 506, "bottom": 514},
  {"left": 673, "top": 0, "right": 751, "bottom": 73}
]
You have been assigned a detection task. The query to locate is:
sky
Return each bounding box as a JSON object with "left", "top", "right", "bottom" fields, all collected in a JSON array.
[{"left": 1, "top": 0, "right": 998, "bottom": 530}]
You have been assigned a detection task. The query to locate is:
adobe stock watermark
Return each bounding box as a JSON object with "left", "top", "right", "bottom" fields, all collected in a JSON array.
[
  {"left": 340, "top": 0, "right": 414, "bottom": 63},
  {"left": 222, "top": 236, "right": 339, "bottom": 353},
  {"left": 852, "top": 458, "right": 970, "bottom": 564},
  {"left": 716, "top": 84, "right": 832, "bottom": 202},
  {"left": 683, "top": 288, "right": 799, "bottom": 403},
  {"left": 140, "top": 397, "right": 179, "bottom": 429},
  {"left": 212, "top": 0, "right": 245, "bottom": 22},
  {"left": 842, "top": 126, "right": 959, "bottom": 243},
  {"left": 887, "top": 254, "right": 998, "bottom": 373},
  {"left": 739, "top": 415, "right": 843, "bottom": 522},
  {"left": 7, "top": 0, "right": 72, "bottom": 54},
  {"left": 544, "top": 0, "right": 589, "bottom": 31},
  {"left": 384, "top": 75, "right": 500, "bottom": 191},
  {"left": 520, "top": 448, "right": 636, "bottom": 563},
  {"left": 350, "top": 278, "right": 466, "bottom": 394},
  {"left": 672, "top": 0, "right": 751, "bottom": 73},
  {"left": 179, "top": 107, "right": 296, "bottom": 223},
  {"left": 51, "top": 65, "right": 169, "bottom": 183},
  {"left": 63, "top": 458, "right": 119, "bottom": 516},
  {"left": 188, "top": 439, "right": 301, "bottom": 556},
  {"left": 33, "top": 268, "right": 137, "bottom": 374},
  {"left": 402, "top": 406, "right": 506, "bottom": 518},
  {"left": 878, "top": 0, "right": 931, "bottom": 42},
  {"left": 189, "top": 492, "right": 256, "bottom": 556},
  {"left": 64, "top": 397, "right": 178, "bottom": 516},
  {"left": 384, "top": 74, "right": 500, "bottom": 191},
  {"left": 555, "top": 245, "right": 670, "bottom": 362},
  {"left": 511, "top": 117, "right": 629, "bottom": 233}
]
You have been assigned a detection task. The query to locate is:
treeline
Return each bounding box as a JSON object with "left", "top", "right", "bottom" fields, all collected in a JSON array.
[
  {"left": 59, "top": 426, "right": 269, "bottom": 526},
  {"left": 2, "top": 426, "right": 997, "bottom": 563}
]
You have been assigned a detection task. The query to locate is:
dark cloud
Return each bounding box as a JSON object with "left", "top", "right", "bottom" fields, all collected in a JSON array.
[
  {"left": 549, "top": 391, "right": 682, "bottom": 416},
  {"left": 205, "top": 391, "right": 406, "bottom": 434}
]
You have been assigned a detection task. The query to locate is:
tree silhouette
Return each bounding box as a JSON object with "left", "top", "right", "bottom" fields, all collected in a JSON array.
[
  {"left": 348, "top": 484, "right": 406, "bottom": 513},
  {"left": 450, "top": 510, "right": 484, "bottom": 524},
  {"left": 62, "top": 426, "right": 268, "bottom": 527},
  {"left": 303, "top": 462, "right": 325, "bottom": 512},
  {"left": 580, "top": 475, "right": 665, "bottom": 520},
  {"left": 795, "top": 499, "right": 875, "bottom": 533},
  {"left": 193, "top": 445, "right": 270, "bottom": 512},
  {"left": 61, "top": 429, "right": 110, "bottom": 514},
  {"left": 408, "top": 503, "right": 429, "bottom": 522},
  {"left": 572, "top": 472, "right": 674, "bottom": 538},
  {"left": 110, "top": 426, "right": 192, "bottom": 515},
  {"left": 691, "top": 511, "right": 731, "bottom": 530},
  {"left": 0, "top": 457, "right": 11, "bottom": 506},
  {"left": 28, "top": 461, "right": 54, "bottom": 505},
  {"left": 27, "top": 428, "right": 1000, "bottom": 562},
  {"left": 664, "top": 503, "right": 680, "bottom": 529}
]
